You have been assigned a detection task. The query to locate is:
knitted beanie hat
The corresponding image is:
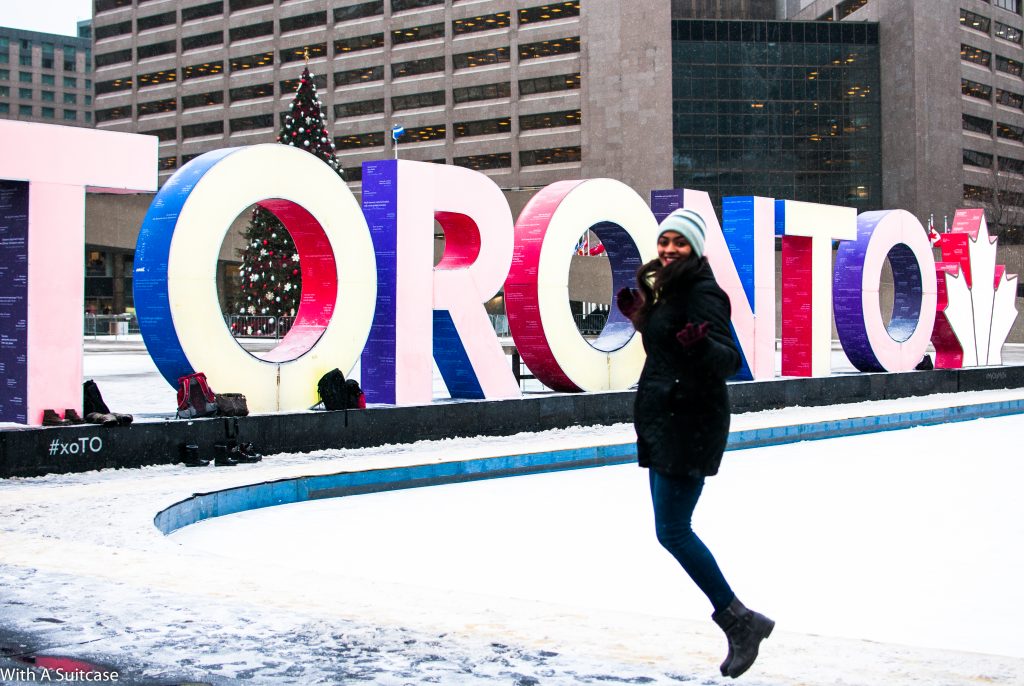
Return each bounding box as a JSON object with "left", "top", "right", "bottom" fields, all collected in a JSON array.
[{"left": 658, "top": 208, "right": 706, "bottom": 259}]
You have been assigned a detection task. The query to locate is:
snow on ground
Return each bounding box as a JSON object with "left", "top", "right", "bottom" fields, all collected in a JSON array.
[{"left": 1, "top": 344, "right": 1023, "bottom": 683}]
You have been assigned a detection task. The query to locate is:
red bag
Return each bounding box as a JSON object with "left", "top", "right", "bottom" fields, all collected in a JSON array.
[{"left": 176, "top": 372, "right": 218, "bottom": 419}]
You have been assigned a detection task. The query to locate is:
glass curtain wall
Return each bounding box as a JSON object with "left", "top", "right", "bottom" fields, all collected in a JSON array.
[{"left": 671, "top": 20, "right": 882, "bottom": 213}]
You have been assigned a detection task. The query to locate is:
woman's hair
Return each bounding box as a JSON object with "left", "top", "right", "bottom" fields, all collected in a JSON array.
[{"left": 632, "top": 253, "right": 704, "bottom": 330}]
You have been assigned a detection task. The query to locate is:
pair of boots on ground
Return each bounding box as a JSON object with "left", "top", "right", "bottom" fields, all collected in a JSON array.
[
  {"left": 712, "top": 598, "right": 775, "bottom": 679},
  {"left": 180, "top": 441, "right": 262, "bottom": 467},
  {"left": 42, "top": 408, "right": 132, "bottom": 427}
]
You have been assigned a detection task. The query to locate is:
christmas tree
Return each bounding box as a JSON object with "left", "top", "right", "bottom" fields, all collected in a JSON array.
[{"left": 235, "top": 62, "right": 344, "bottom": 336}]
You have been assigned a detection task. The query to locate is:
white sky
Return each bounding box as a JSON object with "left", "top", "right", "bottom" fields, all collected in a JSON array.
[{"left": 0, "top": 0, "right": 92, "bottom": 37}]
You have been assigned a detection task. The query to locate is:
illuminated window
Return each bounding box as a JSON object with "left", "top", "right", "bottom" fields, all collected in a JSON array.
[
  {"left": 391, "top": 23, "right": 445, "bottom": 44},
  {"left": 960, "top": 9, "right": 991, "bottom": 34},
  {"left": 454, "top": 117, "right": 510, "bottom": 138},
  {"left": 518, "top": 3, "right": 580, "bottom": 25},
  {"left": 995, "top": 87, "right": 1022, "bottom": 107},
  {"left": 995, "top": 21, "right": 1021, "bottom": 43},
  {"left": 280, "top": 43, "right": 326, "bottom": 63},
  {"left": 334, "top": 131, "right": 386, "bottom": 149},
  {"left": 519, "top": 109, "right": 581, "bottom": 131},
  {"left": 453, "top": 153, "right": 512, "bottom": 170},
  {"left": 996, "top": 55, "right": 1023, "bottom": 76},
  {"left": 138, "top": 97, "right": 176, "bottom": 115},
  {"left": 159, "top": 156, "right": 178, "bottom": 171},
  {"left": 452, "top": 12, "right": 511, "bottom": 34},
  {"left": 402, "top": 124, "right": 446, "bottom": 142},
  {"left": 333, "top": 65, "right": 383, "bottom": 87},
  {"left": 520, "top": 146, "right": 581, "bottom": 166},
  {"left": 95, "top": 77, "right": 133, "bottom": 94},
  {"left": 183, "top": 61, "right": 224, "bottom": 79},
  {"left": 961, "top": 44, "right": 992, "bottom": 67},
  {"left": 96, "top": 105, "right": 131, "bottom": 122},
  {"left": 519, "top": 72, "right": 580, "bottom": 95},
  {"left": 998, "top": 122, "right": 1024, "bottom": 141},
  {"left": 138, "top": 68, "right": 177, "bottom": 88},
  {"left": 230, "top": 52, "right": 273, "bottom": 72},
  {"left": 519, "top": 36, "right": 580, "bottom": 60},
  {"left": 962, "top": 78, "right": 992, "bottom": 100},
  {"left": 334, "top": 34, "right": 384, "bottom": 54},
  {"left": 453, "top": 46, "right": 509, "bottom": 69},
  {"left": 281, "top": 73, "right": 327, "bottom": 92}
]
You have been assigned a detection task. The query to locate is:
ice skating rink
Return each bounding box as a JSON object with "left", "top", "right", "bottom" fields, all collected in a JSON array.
[{"left": 1, "top": 389, "right": 1022, "bottom": 684}]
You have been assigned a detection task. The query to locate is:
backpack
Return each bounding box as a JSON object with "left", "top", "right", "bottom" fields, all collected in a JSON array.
[
  {"left": 344, "top": 379, "right": 366, "bottom": 410},
  {"left": 176, "top": 372, "right": 219, "bottom": 419},
  {"left": 83, "top": 379, "right": 111, "bottom": 415},
  {"left": 317, "top": 369, "right": 348, "bottom": 410}
]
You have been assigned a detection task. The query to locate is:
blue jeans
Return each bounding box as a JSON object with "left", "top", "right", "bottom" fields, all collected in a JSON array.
[{"left": 649, "top": 469, "right": 735, "bottom": 613}]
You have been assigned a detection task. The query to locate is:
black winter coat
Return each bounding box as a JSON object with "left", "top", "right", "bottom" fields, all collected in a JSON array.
[{"left": 634, "top": 258, "right": 741, "bottom": 478}]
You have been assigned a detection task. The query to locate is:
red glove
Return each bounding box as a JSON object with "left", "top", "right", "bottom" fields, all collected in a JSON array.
[
  {"left": 676, "top": 321, "right": 710, "bottom": 348},
  {"left": 616, "top": 288, "right": 642, "bottom": 318}
]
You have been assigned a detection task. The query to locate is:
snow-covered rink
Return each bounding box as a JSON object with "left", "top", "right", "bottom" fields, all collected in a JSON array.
[{"left": 2, "top": 392, "right": 1024, "bottom": 684}]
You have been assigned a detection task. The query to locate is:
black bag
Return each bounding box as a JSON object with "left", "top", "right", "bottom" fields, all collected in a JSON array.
[
  {"left": 216, "top": 392, "right": 249, "bottom": 417},
  {"left": 83, "top": 380, "right": 110, "bottom": 415},
  {"left": 317, "top": 369, "right": 348, "bottom": 410}
]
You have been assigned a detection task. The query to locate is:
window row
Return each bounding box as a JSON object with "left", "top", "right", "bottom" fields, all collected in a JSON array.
[
  {"left": 961, "top": 8, "right": 1023, "bottom": 43},
  {"left": 4, "top": 103, "right": 88, "bottom": 121},
  {"left": 964, "top": 148, "right": 1024, "bottom": 172},
  {"left": 961, "top": 43, "right": 1024, "bottom": 77},
  {"left": 963, "top": 112, "right": 1024, "bottom": 141},
  {"left": 96, "top": 1, "right": 577, "bottom": 42}
]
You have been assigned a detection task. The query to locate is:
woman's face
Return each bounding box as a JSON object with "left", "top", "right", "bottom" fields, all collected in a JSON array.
[{"left": 657, "top": 231, "right": 692, "bottom": 266}]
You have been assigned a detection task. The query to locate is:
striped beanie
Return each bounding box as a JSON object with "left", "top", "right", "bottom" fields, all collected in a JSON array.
[{"left": 658, "top": 208, "right": 706, "bottom": 259}]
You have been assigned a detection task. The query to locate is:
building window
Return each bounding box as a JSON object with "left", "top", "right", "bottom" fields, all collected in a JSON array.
[
  {"left": 961, "top": 44, "right": 992, "bottom": 67},
  {"left": 40, "top": 90, "right": 55, "bottom": 102},
  {"left": 0, "top": 86, "right": 7, "bottom": 97},
  {"left": 281, "top": 44, "right": 327, "bottom": 64},
  {"left": 995, "top": 21, "right": 1022, "bottom": 43},
  {"left": 142, "top": 127, "right": 176, "bottom": 141},
  {"left": 41, "top": 74, "right": 54, "bottom": 85},
  {"left": 0, "top": 103, "right": 8, "bottom": 114},
  {"left": 230, "top": 83, "right": 273, "bottom": 101},
  {"left": 85, "top": 95, "right": 92, "bottom": 105},
  {"left": 964, "top": 184, "right": 993, "bottom": 202},
  {"left": 392, "top": 90, "right": 444, "bottom": 110},
  {"left": 183, "top": 32, "right": 223, "bottom": 51},
  {"left": 182, "top": 120, "right": 224, "bottom": 138},
  {"left": 62, "top": 46, "right": 78, "bottom": 71},
  {"left": 998, "top": 121, "right": 1024, "bottom": 141},
  {"left": 453, "top": 152, "right": 512, "bottom": 170},
  {"left": 138, "top": 41, "right": 177, "bottom": 60},
  {"left": 999, "top": 155, "right": 1024, "bottom": 174},
  {"left": 229, "top": 0, "right": 273, "bottom": 11},
  {"left": 964, "top": 149, "right": 994, "bottom": 168},
  {"left": 138, "top": 11, "right": 176, "bottom": 31},
  {"left": 452, "top": 12, "right": 510, "bottom": 34},
  {"left": 95, "top": 0, "right": 132, "bottom": 11},
  {"left": 95, "top": 77, "right": 132, "bottom": 95},
  {"left": 85, "top": 112, "right": 92, "bottom": 122},
  {"left": 182, "top": 91, "right": 224, "bottom": 109},
  {"left": 996, "top": 87, "right": 1023, "bottom": 107},
  {"left": 960, "top": 8, "right": 991, "bottom": 33},
  {"left": 41, "top": 107, "right": 55, "bottom": 118},
  {"left": 520, "top": 109, "right": 581, "bottom": 130},
  {"left": 402, "top": 124, "right": 445, "bottom": 142},
  {"left": 18, "top": 72, "right": 31, "bottom": 83},
  {"left": 334, "top": 1, "right": 383, "bottom": 22},
  {"left": 281, "top": 73, "right": 327, "bottom": 92},
  {"left": 0, "top": 69, "right": 8, "bottom": 80},
  {"left": 19, "top": 55, "right": 32, "bottom": 67},
  {"left": 391, "top": 55, "right": 445, "bottom": 78},
  {"left": 138, "top": 68, "right": 177, "bottom": 88},
  {"left": 333, "top": 65, "right": 383, "bottom": 87},
  {"left": 334, "top": 34, "right": 385, "bottom": 54},
  {"left": 41, "top": 42, "right": 54, "bottom": 69},
  {"left": 453, "top": 82, "right": 510, "bottom": 104},
  {"left": 96, "top": 49, "right": 132, "bottom": 68},
  {"left": 520, "top": 146, "right": 581, "bottom": 166},
  {"left": 18, "top": 87, "right": 31, "bottom": 98},
  {"left": 519, "top": 36, "right": 580, "bottom": 61},
  {"left": 159, "top": 156, "right": 177, "bottom": 171},
  {"left": 997, "top": 56, "right": 1024, "bottom": 79},
  {"left": 334, "top": 131, "right": 386, "bottom": 149},
  {"left": 391, "top": 0, "right": 444, "bottom": 12},
  {"left": 519, "top": 72, "right": 580, "bottom": 96},
  {"left": 453, "top": 46, "right": 509, "bottom": 69},
  {"left": 993, "top": 0, "right": 1020, "bottom": 12},
  {"left": 837, "top": 0, "right": 869, "bottom": 19},
  {"left": 230, "top": 52, "right": 273, "bottom": 72},
  {"left": 518, "top": 2, "right": 580, "bottom": 26},
  {"left": 392, "top": 23, "right": 445, "bottom": 45},
  {"left": 138, "top": 97, "right": 176, "bottom": 115},
  {"left": 280, "top": 11, "right": 326, "bottom": 33},
  {"left": 230, "top": 114, "right": 274, "bottom": 132},
  {"left": 183, "top": 2, "right": 224, "bottom": 22},
  {"left": 454, "top": 117, "right": 510, "bottom": 138},
  {"left": 343, "top": 166, "right": 363, "bottom": 181},
  {"left": 95, "top": 21, "right": 132, "bottom": 40},
  {"left": 63, "top": 109, "right": 77, "bottom": 121},
  {"left": 963, "top": 113, "right": 992, "bottom": 135},
  {"left": 230, "top": 21, "right": 273, "bottom": 42},
  {"left": 18, "top": 105, "right": 32, "bottom": 116},
  {"left": 96, "top": 105, "right": 131, "bottom": 122},
  {"left": 63, "top": 76, "right": 77, "bottom": 88},
  {"left": 334, "top": 98, "right": 385, "bottom": 117},
  {"left": 182, "top": 61, "right": 224, "bottom": 80},
  {"left": 962, "top": 78, "right": 992, "bottom": 100}
]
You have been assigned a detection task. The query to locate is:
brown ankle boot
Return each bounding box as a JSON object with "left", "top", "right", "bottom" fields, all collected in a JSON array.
[
  {"left": 42, "top": 409, "right": 69, "bottom": 426},
  {"left": 64, "top": 409, "right": 85, "bottom": 424},
  {"left": 712, "top": 598, "right": 774, "bottom": 678}
]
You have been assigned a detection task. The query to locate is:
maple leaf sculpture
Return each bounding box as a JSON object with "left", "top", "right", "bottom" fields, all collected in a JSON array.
[{"left": 932, "top": 208, "right": 1019, "bottom": 368}]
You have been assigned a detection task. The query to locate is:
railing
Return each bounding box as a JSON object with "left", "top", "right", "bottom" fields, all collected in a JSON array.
[
  {"left": 225, "top": 315, "right": 295, "bottom": 338},
  {"left": 84, "top": 314, "right": 139, "bottom": 337}
]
